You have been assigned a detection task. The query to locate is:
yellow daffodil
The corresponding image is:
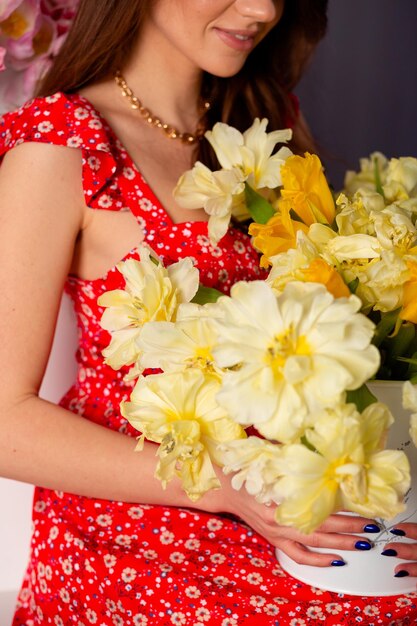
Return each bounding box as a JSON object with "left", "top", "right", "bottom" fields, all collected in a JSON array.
[
  {"left": 384, "top": 157, "right": 417, "bottom": 202},
  {"left": 298, "top": 259, "right": 350, "bottom": 299},
  {"left": 371, "top": 207, "right": 417, "bottom": 252},
  {"left": 266, "top": 233, "right": 319, "bottom": 294},
  {"left": 400, "top": 261, "right": 417, "bottom": 323},
  {"left": 174, "top": 118, "right": 293, "bottom": 244},
  {"left": 248, "top": 213, "right": 308, "bottom": 268},
  {"left": 278, "top": 153, "right": 335, "bottom": 226},
  {"left": 308, "top": 223, "right": 413, "bottom": 314},
  {"left": 357, "top": 250, "right": 409, "bottom": 313},
  {"left": 137, "top": 302, "right": 223, "bottom": 378},
  {"left": 212, "top": 281, "right": 380, "bottom": 443},
  {"left": 266, "top": 232, "right": 350, "bottom": 299},
  {"left": 173, "top": 162, "right": 245, "bottom": 244},
  {"left": 121, "top": 369, "right": 246, "bottom": 500},
  {"left": 98, "top": 246, "right": 199, "bottom": 373},
  {"left": 335, "top": 191, "right": 385, "bottom": 236},
  {"left": 205, "top": 118, "right": 293, "bottom": 190}
]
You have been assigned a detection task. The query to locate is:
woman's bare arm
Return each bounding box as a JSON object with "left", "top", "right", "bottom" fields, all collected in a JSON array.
[{"left": 0, "top": 142, "right": 193, "bottom": 505}]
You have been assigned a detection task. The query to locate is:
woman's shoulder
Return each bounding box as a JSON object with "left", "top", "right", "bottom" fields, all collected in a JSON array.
[{"left": 0, "top": 92, "right": 113, "bottom": 157}]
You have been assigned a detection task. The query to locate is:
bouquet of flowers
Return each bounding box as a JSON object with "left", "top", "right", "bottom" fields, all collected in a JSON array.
[
  {"left": 0, "top": 0, "right": 78, "bottom": 111},
  {"left": 98, "top": 119, "right": 415, "bottom": 534}
]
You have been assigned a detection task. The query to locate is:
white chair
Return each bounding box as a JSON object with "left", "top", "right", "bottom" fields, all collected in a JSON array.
[{"left": 0, "top": 294, "right": 77, "bottom": 625}]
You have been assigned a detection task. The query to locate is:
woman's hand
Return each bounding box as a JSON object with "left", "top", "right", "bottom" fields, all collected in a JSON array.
[
  {"left": 207, "top": 471, "right": 377, "bottom": 567},
  {"left": 382, "top": 523, "right": 417, "bottom": 578}
]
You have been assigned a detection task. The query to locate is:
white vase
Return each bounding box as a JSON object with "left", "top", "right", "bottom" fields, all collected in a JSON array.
[{"left": 277, "top": 380, "right": 417, "bottom": 596}]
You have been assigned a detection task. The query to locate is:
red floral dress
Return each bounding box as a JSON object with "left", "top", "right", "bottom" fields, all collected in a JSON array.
[{"left": 1, "top": 94, "right": 416, "bottom": 626}]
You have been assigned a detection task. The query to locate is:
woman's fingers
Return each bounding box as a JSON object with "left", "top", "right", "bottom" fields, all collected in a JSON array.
[
  {"left": 394, "top": 562, "right": 417, "bottom": 578},
  {"left": 380, "top": 524, "right": 417, "bottom": 578},
  {"left": 317, "top": 513, "right": 378, "bottom": 534},
  {"left": 382, "top": 541, "right": 417, "bottom": 565},
  {"left": 270, "top": 517, "right": 374, "bottom": 552},
  {"left": 388, "top": 523, "right": 417, "bottom": 540},
  {"left": 275, "top": 538, "right": 344, "bottom": 567}
]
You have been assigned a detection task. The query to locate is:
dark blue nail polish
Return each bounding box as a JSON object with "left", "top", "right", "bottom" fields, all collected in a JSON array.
[
  {"left": 355, "top": 540, "right": 372, "bottom": 551},
  {"left": 381, "top": 549, "right": 398, "bottom": 557},
  {"left": 394, "top": 570, "right": 410, "bottom": 578},
  {"left": 363, "top": 523, "right": 380, "bottom": 533},
  {"left": 390, "top": 528, "right": 406, "bottom": 536},
  {"left": 331, "top": 560, "right": 346, "bottom": 567}
]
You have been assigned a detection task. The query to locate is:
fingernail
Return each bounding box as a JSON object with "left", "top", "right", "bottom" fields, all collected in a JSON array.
[
  {"left": 390, "top": 528, "right": 406, "bottom": 537},
  {"left": 331, "top": 560, "right": 346, "bottom": 567},
  {"left": 355, "top": 540, "right": 373, "bottom": 551},
  {"left": 394, "top": 570, "right": 409, "bottom": 578},
  {"left": 381, "top": 549, "right": 398, "bottom": 557},
  {"left": 363, "top": 523, "right": 380, "bottom": 533}
]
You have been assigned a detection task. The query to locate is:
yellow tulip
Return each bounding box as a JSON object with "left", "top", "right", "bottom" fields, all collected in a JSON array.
[
  {"left": 121, "top": 369, "right": 246, "bottom": 501},
  {"left": 279, "top": 153, "right": 335, "bottom": 226},
  {"left": 213, "top": 280, "right": 380, "bottom": 444},
  {"left": 273, "top": 402, "right": 409, "bottom": 533},
  {"left": 98, "top": 246, "right": 199, "bottom": 373}
]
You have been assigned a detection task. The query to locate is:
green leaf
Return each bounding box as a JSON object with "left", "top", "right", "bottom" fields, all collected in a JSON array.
[
  {"left": 191, "top": 285, "right": 223, "bottom": 305},
  {"left": 397, "top": 356, "right": 417, "bottom": 366},
  {"left": 398, "top": 350, "right": 417, "bottom": 379},
  {"left": 347, "top": 277, "right": 359, "bottom": 294},
  {"left": 373, "top": 309, "right": 400, "bottom": 347},
  {"left": 373, "top": 156, "right": 385, "bottom": 199},
  {"left": 389, "top": 323, "right": 415, "bottom": 359},
  {"left": 244, "top": 182, "right": 275, "bottom": 224},
  {"left": 346, "top": 384, "right": 377, "bottom": 412},
  {"left": 300, "top": 435, "right": 318, "bottom": 454}
]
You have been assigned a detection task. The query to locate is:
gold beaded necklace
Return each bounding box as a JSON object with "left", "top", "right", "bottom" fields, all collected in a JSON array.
[{"left": 114, "top": 71, "right": 210, "bottom": 145}]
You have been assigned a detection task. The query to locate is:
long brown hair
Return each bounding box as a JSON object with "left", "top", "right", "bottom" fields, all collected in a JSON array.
[{"left": 38, "top": 0, "right": 328, "bottom": 164}]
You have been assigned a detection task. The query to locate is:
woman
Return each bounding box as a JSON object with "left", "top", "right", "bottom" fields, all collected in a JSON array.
[{"left": 0, "top": 1, "right": 416, "bottom": 624}]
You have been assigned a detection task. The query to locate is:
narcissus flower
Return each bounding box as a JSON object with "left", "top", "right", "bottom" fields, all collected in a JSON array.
[
  {"left": 248, "top": 213, "right": 308, "bottom": 268},
  {"left": 121, "top": 369, "right": 246, "bottom": 501},
  {"left": 279, "top": 153, "right": 335, "bottom": 226},
  {"left": 174, "top": 118, "right": 293, "bottom": 244},
  {"left": 173, "top": 162, "right": 245, "bottom": 244},
  {"left": 400, "top": 261, "right": 417, "bottom": 323},
  {"left": 205, "top": 118, "right": 293, "bottom": 190},
  {"left": 266, "top": 232, "right": 350, "bottom": 299}
]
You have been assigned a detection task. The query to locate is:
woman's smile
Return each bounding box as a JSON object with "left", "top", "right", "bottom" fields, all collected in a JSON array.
[{"left": 213, "top": 27, "right": 259, "bottom": 52}]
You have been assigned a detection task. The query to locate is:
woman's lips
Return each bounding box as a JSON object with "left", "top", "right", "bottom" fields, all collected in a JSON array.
[{"left": 213, "top": 28, "right": 257, "bottom": 52}]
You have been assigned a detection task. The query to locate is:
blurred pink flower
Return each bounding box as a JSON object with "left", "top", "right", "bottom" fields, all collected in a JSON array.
[
  {"left": 0, "top": 0, "right": 23, "bottom": 21},
  {"left": 0, "top": 0, "right": 78, "bottom": 111}
]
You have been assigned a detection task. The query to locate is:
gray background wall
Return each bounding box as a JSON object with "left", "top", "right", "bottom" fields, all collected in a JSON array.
[{"left": 296, "top": 0, "right": 417, "bottom": 188}]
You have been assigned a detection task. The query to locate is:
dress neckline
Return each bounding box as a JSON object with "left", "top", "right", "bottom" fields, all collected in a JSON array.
[{"left": 70, "top": 91, "right": 208, "bottom": 230}]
